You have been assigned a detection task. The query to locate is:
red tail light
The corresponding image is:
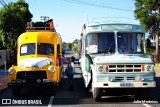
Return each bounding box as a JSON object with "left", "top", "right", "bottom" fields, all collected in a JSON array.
[{"left": 56, "top": 55, "right": 61, "bottom": 66}]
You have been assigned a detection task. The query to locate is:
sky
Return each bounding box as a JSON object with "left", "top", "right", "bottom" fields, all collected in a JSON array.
[{"left": 3, "top": 0, "right": 140, "bottom": 43}]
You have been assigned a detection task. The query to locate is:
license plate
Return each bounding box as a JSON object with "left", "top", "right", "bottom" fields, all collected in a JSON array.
[{"left": 120, "top": 83, "right": 133, "bottom": 87}]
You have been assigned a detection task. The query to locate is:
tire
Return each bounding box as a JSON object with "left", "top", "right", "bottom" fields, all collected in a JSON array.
[
  {"left": 141, "top": 89, "right": 150, "bottom": 99},
  {"left": 85, "top": 54, "right": 93, "bottom": 89},
  {"left": 92, "top": 87, "right": 102, "bottom": 101},
  {"left": 86, "top": 73, "right": 92, "bottom": 92},
  {"left": 136, "top": 89, "right": 150, "bottom": 99},
  {"left": 11, "top": 87, "right": 21, "bottom": 96}
]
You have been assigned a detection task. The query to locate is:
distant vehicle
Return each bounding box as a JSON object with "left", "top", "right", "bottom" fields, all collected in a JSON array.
[
  {"left": 8, "top": 20, "right": 63, "bottom": 96},
  {"left": 64, "top": 50, "right": 74, "bottom": 58}
]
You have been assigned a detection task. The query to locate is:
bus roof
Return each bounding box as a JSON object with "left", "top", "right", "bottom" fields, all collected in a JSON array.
[
  {"left": 81, "top": 22, "right": 145, "bottom": 35},
  {"left": 18, "top": 31, "right": 62, "bottom": 45}
]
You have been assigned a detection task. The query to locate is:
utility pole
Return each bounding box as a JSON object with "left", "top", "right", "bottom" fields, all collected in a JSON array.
[{"left": 41, "top": 16, "right": 49, "bottom": 22}]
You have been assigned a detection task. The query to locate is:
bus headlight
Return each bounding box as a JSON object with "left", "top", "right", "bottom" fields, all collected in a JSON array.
[
  {"left": 8, "top": 68, "right": 14, "bottom": 75},
  {"left": 48, "top": 66, "right": 55, "bottom": 73},
  {"left": 146, "top": 65, "right": 153, "bottom": 72},
  {"left": 97, "top": 65, "right": 104, "bottom": 73}
]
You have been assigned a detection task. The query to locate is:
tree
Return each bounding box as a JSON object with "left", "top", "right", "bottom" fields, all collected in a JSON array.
[
  {"left": 0, "top": 0, "right": 32, "bottom": 65},
  {"left": 134, "top": 0, "right": 160, "bottom": 63},
  {"left": 62, "top": 39, "right": 79, "bottom": 53},
  {"left": 67, "top": 43, "right": 72, "bottom": 50},
  {"left": 72, "top": 44, "right": 78, "bottom": 53},
  {"left": 72, "top": 39, "right": 79, "bottom": 53}
]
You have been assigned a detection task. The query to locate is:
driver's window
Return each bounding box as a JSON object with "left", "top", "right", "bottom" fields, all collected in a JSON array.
[{"left": 86, "top": 34, "right": 98, "bottom": 54}]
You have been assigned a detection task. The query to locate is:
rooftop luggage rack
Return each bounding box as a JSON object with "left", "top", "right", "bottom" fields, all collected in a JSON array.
[
  {"left": 26, "top": 19, "right": 55, "bottom": 32},
  {"left": 26, "top": 27, "right": 54, "bottom": 31}
]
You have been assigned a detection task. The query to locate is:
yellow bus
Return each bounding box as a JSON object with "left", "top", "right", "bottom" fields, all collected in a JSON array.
[{"left": 8, "top": 20, "right": 63, "bottom": 96}]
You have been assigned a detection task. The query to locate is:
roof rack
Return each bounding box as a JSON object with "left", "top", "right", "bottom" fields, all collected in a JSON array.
[
  {"left": 88, "top": 17, "right": 134, "bottom": 25},
  {"left": 26, "top": 27, "right": 53, "bottom": 31},
  {"left": 26, "top": 19, "right": 55, "bottom": 32}
]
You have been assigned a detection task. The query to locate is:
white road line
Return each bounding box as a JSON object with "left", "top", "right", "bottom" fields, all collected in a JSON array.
[
  {"left": 143, "top": 104, "right": 152, "bottom": 107},
  {"left": 48, "top": 96, "right": 54, "bottom": 107}
]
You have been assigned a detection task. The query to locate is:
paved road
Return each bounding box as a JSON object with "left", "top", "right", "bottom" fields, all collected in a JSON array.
[{"left": 0, "top": 66, "right": 160, "bottom": 107}]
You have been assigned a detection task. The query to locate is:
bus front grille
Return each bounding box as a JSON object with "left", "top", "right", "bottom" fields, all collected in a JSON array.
[
  {"left": 16, "top": 71, "right": 47, "bottom": 83},
  {"left": 108, "top": 65, "right": 142, "bottom": 72}
]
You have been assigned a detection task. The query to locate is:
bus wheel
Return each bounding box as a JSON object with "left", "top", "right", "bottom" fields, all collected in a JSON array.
[
  {"left": 92, "top": 87, "right": 102, "bottom": 101},
  {"left": 136, "top": 88, "right": 149, "bottom": 99},
  {"left": 141, "top": 89, "right": 149, "bottom": 99},
  {"left": 11, "top": 87, "right": 21, "bottom": 96}
]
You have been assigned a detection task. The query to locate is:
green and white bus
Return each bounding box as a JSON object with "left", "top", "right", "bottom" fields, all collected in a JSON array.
[{"left": 78, "top": 21, "right": 156, "bottom": 100}]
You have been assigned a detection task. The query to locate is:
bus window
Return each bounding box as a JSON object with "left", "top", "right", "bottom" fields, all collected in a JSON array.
[
  {"left": 20, "top": 43, "right": 35, "bottom": 56},
  {"left": 38, "top": 43, "right": 54, "bottom": 55},
  {"left": 117, "top": 33, "right": 143, "bottom": 54},
  {"left": 57, "top": 44, "right": 60, "bottom": 55},
  {"left": 86, "top": 33, "right": 115, "bottom": 54}
]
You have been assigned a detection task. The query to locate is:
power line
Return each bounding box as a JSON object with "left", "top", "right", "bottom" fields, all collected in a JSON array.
[
  {"left": 28, "top": 0, "right": 41, "bottom": 19},
  {"left": 0, "top": 0, "right": 7, "bottom": 7},
  {"left": 5, "top": 0, "right": 9, "bottom": 3},
  {"left": 60, "top": 0, "right": 133, "bottom": 12},
  {"left": 33, "top": 0, "right": 40, "bottom": 12}
]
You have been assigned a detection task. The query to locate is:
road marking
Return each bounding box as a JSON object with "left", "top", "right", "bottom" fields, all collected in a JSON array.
[
  {"left": 143, "top": 104, "right": 152, "bottom": 107},
  {"left": 48, "top": 96, "right": 54, "bottom": 107}
]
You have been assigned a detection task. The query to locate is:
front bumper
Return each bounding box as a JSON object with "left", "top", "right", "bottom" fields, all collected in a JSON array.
[
  {"left": 8, "top": 82, "right": 56, "bottom": 88},
  {"left": 94, "top": 72, "right": 156, "bottom": 88},
  {"left": 93, "top": 81, "right": 156, "bottom": 88},
  {"left": 8, "top": 79, "right": 56, "bottom": 88}
]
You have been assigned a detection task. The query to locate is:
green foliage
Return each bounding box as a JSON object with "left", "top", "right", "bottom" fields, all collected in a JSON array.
[
  {"left": 72, "top": 44, "right": 78, "bottom": 53},
  {"left": 62, "top": 39, "right": 79, "bottom": 53},
  {"left": 0, "top": 0, "right": 32, "bottom": 64},
  {"left": 146, "top": 47, "right": 155, "bottom": 55},
  {"left": 71, "top": 39, "right": 79, "bottom": 53},
  {"left": 134, "top": 0, "right": 160, "bottom": 32},
  {"left": 67, "top": 43, "right": 72, "bottom": 49},
  {"left": 135, "top": 0, "right": 160, "bottom": 62}
]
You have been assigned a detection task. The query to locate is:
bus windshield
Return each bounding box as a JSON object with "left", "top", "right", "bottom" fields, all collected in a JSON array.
[
  {"left": 117, "top": 32, "right": 143, "bottom": 54},
  {"left": 37, "top": 43, "right": 54, "bottom": 55},
  {"left": 86, "top": 33, "right": 115, "bottom": 54},
  {"left": 20, "top": 43, "right": 54, "bottom": 56},
  {"left": 20, "top": 43, "right": 36, "bottom": 56}
]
